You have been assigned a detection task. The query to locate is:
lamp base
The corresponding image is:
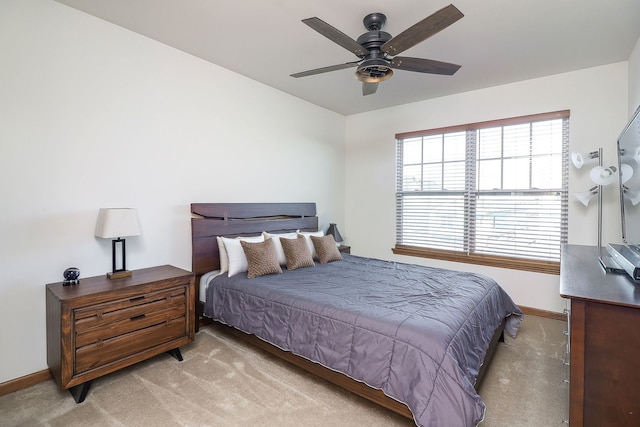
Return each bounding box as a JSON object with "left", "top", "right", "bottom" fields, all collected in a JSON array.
[{"left": 107, "top": 270, "right": 132, "bottom": 280}]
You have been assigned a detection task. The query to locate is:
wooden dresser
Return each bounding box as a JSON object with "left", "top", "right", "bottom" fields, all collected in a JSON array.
[
  {"left": 46, "top": 265, "right": 195, "bottom": 402},
  {"left": 560, "top": 244, "right": 640, "bottom": 426}
]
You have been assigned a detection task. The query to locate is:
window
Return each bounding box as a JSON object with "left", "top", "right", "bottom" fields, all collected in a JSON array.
[{"left": 393, "top": 111, "right": 569, "bottom": 274}]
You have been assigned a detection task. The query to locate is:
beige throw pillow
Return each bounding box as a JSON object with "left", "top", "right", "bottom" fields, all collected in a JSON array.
[
  {"left": 240, "top": 238, "right": 283, "bottom": 279},
  {"left": 310, "top": 234, "right": 343, "bottom": 264},
  {"left": 280, "top": 235, "right": 315, "bottom": 270}
]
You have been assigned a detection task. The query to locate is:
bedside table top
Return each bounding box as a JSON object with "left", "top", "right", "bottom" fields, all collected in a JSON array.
[
  {"left": 46, "top": 265, "right": 194, "bottom": 302},
  {"left": 338, "top": 245, "right": 351, "bottom": 253}
]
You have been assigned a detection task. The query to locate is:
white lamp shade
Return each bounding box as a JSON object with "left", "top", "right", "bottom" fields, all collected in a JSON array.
[
  {"left": 589, "top": 165, "right": 617, "bottom": 186},
  {"left": 621, "top": 147, "right": 640, "bottom": 164},
  {"left": 95, "top": 208, "right": 142, "bottom": 238},
  {"left": 575, "top": 188, "right": 598, "bottom": 206},
  {"left": 326, "top": 223, "right": 343, "bottom": 244},
  {"left": 621, "top": 163, "right": 634, "bottom": 184},
  {"left": 625, "top": 188, "right": 640, "bottom": 206},
  {"left": 571, "top": 151, "right": 599, "bottom": 169}
]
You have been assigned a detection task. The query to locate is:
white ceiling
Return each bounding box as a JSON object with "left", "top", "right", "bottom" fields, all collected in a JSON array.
[{"left": 55, "top": 0, "right": 640, "bottom": 116}]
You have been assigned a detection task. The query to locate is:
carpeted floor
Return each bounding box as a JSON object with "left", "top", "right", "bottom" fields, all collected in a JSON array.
[{"left": 0, "top": 315, "right": 568, "bottom": 426}]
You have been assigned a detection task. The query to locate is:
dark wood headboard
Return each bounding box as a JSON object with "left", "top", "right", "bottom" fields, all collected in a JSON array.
[{"left": 190, "top": 203, "right": 318, "bottom": 279}]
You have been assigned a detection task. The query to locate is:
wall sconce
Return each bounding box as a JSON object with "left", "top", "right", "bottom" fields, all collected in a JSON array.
[
  {"left": 95, "top": 208, "right": 142, "bottom": 279},
  {"left": 326, "top": 223, "right": 344, "bottom": 246}
]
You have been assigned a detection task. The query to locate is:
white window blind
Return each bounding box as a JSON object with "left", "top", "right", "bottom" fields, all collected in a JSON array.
[{"left": 396, "top": 111, "right": 569, "bottom": 265}]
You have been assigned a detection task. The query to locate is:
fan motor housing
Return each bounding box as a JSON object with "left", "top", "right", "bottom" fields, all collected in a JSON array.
[{"left": 356, "top": 31, "right": 392, "bottom": 51}]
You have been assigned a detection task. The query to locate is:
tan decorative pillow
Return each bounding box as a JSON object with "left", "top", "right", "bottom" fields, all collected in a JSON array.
[
  {"left": 310, "top": 234, "right": 343, "bottom": 264},
  {"left": 280, "top": 235, "right": 315, "bottom": 270},
  {"left": 240, "top": 238, "right": 283, "bottom": 279}
]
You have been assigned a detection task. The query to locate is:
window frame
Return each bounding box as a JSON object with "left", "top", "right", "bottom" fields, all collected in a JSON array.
[{"left": 393, "top": 110, "right": 570, "bottom": 275}]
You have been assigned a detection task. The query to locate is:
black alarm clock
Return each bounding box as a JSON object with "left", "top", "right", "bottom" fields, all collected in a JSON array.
[{"left": 63, "top": 267, "right": 80, "bottom": 286}]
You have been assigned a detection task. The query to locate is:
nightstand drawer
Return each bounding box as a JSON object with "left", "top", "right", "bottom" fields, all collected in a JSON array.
[
  {"left": 75, "top": 287, "right": 186, "bottom": 333},
  {"left": 75, "top": 303, "right": 186, "bottom": 348},
  {"left": 75, "top": 316, "right": 186, "bottom": 374}
]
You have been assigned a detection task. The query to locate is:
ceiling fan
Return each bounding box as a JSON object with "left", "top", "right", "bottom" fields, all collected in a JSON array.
[{"left": 291, "top": 4, "right": 464, "bottom": 96}]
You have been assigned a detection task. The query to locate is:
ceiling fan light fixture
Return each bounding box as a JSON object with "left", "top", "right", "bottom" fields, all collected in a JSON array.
[{"left": 355, "top": 58, "right": 393, "bottom": 83}]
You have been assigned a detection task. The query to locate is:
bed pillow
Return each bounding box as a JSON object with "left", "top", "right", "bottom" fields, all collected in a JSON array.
[
  {"left": 216, "top": 236, "right": 229, "bottom": 273},
  {"left": 221, "top": 235, "right": 265, "bottom": 277},
  {"left": 297, "top": 230, "right": 325, "bottom": 259},
  {"left": 262, "top": 231, "right": 298, "bottom": 265},
  {"left": 240, "top": 238, "right": 283, "bottom": 279},
  {"left": 310, "top": 234, "right": 343, "bottom": 264},
  {"left": 280, "top": 235, "right": 315, "bottom": 270}
]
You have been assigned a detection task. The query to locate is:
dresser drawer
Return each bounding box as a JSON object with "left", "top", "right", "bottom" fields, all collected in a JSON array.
[
  {"left": 75, "top": 287, "right": 186, "bottom": 334},
  {"left": 75, "top": 302, "right": 186, "bottom": 348},
  {"left": 75, "top": 316, "right": 187, "bottom": 374}
]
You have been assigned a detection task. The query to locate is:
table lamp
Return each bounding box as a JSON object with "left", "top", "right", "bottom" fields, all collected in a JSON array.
[
  {"left": 326, "top": 223, "right": 343, "bottom": 246},
  {"left": 95, "top": 208, "right": 141, "bottom": 279}
]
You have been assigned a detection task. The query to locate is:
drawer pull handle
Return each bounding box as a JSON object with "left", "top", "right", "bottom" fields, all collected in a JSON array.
[
  {"left": 131, "top": 314, "right": 146, "bottom": 321},
  {"left": 130, "top": 296, "right": 145, "bottom": 302}
]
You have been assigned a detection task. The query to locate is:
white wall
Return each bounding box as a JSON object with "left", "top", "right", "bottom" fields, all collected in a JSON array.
[
  {"left": 0, "top": 0, "right": 345, "bottom": 383},
  {"left": 344, "top": 63, "right": 629, "bottom": 315}
]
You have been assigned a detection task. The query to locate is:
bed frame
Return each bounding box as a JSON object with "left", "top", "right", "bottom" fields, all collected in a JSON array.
[{"left": 190, "top": 202, "right": 505, "bottom": 420}]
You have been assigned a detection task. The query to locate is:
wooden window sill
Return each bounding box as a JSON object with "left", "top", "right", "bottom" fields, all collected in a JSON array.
[{"left": 392, "top": 244, "right": 560, "bottom": 275}]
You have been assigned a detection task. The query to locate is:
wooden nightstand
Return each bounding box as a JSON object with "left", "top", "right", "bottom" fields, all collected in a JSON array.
[
  {"left": 338, "top": 245, "right": 351, "bottom": 254},
  {"left": 46, "top": 265, "right": 195, "bottom": 403}
]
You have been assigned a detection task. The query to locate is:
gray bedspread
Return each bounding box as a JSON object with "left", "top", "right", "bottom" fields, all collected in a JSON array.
[{"left": 204, "top": 254, "right": 523, "bottom": 427}]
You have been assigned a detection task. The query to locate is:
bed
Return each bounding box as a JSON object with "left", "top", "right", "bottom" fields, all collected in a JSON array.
[{"left": 191, "top": 202, "right": 523, "bottom": 427}]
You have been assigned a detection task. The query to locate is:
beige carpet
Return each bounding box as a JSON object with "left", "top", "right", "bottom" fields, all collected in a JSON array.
[{"left": 1, "top": 315, "right": 568, "bottom": 426}]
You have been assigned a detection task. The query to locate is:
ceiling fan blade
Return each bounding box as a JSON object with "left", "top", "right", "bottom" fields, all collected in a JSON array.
[
  {"left": 390, "top": 56, "right": 461, "bottom": 75},
  {"left": 291, "top": 61, "right": 359, "bottom": 78},
  {"left": 302, "top": 17, "right": 369, "bottom": 57},
  {"left": 381, "top": 4, "right": 463, "bottom": 56},
  {"left": 362, "top": 82, "right": 378, "bottom": 96}
]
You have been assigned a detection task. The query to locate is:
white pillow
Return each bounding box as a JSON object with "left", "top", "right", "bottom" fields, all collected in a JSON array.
[
  {"left": 262, "top": 231, "right": 298, "bottom": 265},
  {"left": 216, "top": 236, "right": 229, "bottom": 273},
  {"left": 297, "top": 230, "right": 324, "bottom": 259},
  {"left": 221, "top": 235, "right": 265, "bottom": 277}
]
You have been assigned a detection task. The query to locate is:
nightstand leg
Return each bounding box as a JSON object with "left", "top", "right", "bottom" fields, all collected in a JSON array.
[
  {"left": 69, "top": 380, "right": 93, "bottom": 403},
  {"left": 166, "top": 348, "right": 183, "bottom": 361}
]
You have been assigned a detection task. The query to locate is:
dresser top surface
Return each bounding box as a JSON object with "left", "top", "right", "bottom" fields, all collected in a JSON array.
[
  {"left": 560, "top": 244, "right": 640, "bottom": 308},
  {"left": 46, "top": 265, "right": 194, "bottom": 301}
]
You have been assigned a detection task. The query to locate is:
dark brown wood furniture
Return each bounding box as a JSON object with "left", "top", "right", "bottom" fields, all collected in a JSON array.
[
  {"left": 337, "top": 245, "right": 351, "bottom": 254},
  {"left": 191, "top": 202, "right": 506, "bottom": 420},
  {"left": 46, "top": 265, "right": 195, "bottom": 403},
  {"left": 560, "top": 244, "right": 640, "bottom": 426}
]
